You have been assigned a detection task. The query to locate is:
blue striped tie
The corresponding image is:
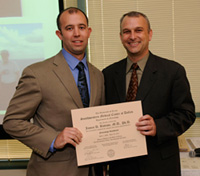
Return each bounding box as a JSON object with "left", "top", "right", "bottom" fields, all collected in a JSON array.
[{"left": 76, "top": 62, "right": 89, "bottom": 107}]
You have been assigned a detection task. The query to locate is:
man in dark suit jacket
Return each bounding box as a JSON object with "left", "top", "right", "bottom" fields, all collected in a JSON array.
[
  {"left": 102, "top": 11, "right": 195, "bottom": 176},
  {"left": 3, "top": 7, "right": 105, "bottom": 176}
]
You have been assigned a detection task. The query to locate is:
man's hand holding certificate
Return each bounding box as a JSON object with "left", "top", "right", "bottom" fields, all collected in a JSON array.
[{"left": 71, "top": 101, "right": 147, "bottom": 166}]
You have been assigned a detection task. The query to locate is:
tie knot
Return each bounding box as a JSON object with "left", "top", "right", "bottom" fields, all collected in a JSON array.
[
  {"left": 132, "top": 63, "right": 138, "bottom": 70},
  {"left": 76, "top": 62, "right": 85, "bottom": 71}
]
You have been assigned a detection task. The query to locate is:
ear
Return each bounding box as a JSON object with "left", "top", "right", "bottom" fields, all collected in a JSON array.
[
  {"left": 119, "top": 32, "right": 123, "bottom": 42},
  {"left": 55, "top": 30, "right": 63, "bottom": 40},
  {"left": 88, "top": 27, "right": 92, "bottom": 38},
  {"left": 149, "top": 29, "right": 153, "bottom": 41}
]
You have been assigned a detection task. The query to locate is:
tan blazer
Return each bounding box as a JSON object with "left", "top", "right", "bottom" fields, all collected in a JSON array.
[{"left": 3, "top": 51, "right": 105, "bottom": 176}]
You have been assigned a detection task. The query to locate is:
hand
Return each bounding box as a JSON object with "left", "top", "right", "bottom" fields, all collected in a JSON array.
[
  {"left": 135, "top": 114, "right": 156, "bottom": 136},
  {"left": 54, "top": 127, "right": 83, "bottom": 149}
]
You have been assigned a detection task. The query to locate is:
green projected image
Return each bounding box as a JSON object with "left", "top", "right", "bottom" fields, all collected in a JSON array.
[{"left": 0, "top": 0, "right": 61, "bottom": 123}]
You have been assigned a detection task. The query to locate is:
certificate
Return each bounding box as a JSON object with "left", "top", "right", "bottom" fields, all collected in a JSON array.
[{"left": 71, "top": 101, "right": 147, "bottom": 166}]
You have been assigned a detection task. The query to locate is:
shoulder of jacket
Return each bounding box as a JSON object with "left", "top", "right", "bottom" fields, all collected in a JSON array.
[{"left": 103, "top": 58, "right": 127, "bottom": 72}]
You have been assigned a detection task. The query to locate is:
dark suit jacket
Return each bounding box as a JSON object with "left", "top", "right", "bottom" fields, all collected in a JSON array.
[
  {"left": 102, "top": 52, "right": 195, "bottom": 176},
  {"left": 3, "top": 51, "right": 105, "bottom": 176}
]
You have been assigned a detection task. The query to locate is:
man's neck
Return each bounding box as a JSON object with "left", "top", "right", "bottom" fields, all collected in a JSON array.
[{"left": 128, "top": 50, "right": 149, "bottom": 63}]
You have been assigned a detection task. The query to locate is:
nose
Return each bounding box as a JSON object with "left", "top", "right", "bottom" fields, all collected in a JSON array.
[
  {"left": 130, "top": 31, "right": 136, "bottom": 40},
  {"left": 74, "top": 27, "right": 80, "bottom": 37}
]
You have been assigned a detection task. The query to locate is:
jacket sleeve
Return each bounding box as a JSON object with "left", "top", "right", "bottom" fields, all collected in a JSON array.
[
  {"left": 3, "top": 66, "right": 58, "bottom": 158},
  {"left": 155, "top": 65, "right": 196, "bottom": 144}
]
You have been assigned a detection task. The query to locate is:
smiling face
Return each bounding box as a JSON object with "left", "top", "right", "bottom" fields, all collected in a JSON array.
[
  {"left": 120, "top": 15, "right": 152, "bottom": 62},
  {"left": 56, "top": 10, "right": 92, "bottom": 60}
]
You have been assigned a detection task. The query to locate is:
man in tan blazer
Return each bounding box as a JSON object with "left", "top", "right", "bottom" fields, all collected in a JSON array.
[{"left": 3, "top": 7, "right": 105, "bottom": 176}]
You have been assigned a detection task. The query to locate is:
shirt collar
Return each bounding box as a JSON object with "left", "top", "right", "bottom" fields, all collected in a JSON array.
[
  {"left": 62, "top": 48, "right": 88, "bottom": 70},
  {"left": 126, "top": 52, "right": 149, "bottom": 74}
]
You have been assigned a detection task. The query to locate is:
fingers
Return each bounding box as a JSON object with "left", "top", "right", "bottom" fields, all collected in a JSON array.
[
  {"left": 67, "top": 127, "right": 82, "bottom": 142},
  {"left": 54, "top": 127, "right": 83, "bottom": 149},
  {"left": 136, "top": 115, "right": 156, "bottom": 136}
]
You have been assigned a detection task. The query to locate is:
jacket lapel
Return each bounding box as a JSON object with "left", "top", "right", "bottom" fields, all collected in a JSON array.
[
  {"left": 52, "top": 52, "right": 83, "bottom": 108},
  {"left": 88, "top": 62, "right": 96, "bottom": 106},
  {"left": 136, "top": 53, "right": 158, "bottom": 101},
  {"left": 114, "top": 59, "right": 127, "bottom": 102}
]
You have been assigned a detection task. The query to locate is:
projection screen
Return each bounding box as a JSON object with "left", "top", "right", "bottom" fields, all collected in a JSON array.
[{"left": 0, "top": 0, "right": 62, "bottom": 124}]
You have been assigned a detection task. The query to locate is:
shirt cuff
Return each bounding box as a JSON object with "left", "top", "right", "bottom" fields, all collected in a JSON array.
[{"left": 49, "top": 138, "right": 56, "bottom": 153}]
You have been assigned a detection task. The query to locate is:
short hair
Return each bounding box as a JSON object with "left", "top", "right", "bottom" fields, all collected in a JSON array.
[
  {"left": 56, "top": 7, "right": 89, "bottom": 31},
  {"left": 120, "top": 11, "right": 151, "bottom": 32}
]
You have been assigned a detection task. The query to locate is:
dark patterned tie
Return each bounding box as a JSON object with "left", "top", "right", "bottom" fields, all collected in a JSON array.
[
  {"left": 76, "top": 62, "right": 90, "bottom": 107},
  {"left": 126, "top": 63, "right": 138, "bottom": 101}
]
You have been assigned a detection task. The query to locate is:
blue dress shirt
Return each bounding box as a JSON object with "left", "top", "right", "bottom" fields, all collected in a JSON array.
[{"left": 61, "top": 48, "right": 91, "bottom": 96}]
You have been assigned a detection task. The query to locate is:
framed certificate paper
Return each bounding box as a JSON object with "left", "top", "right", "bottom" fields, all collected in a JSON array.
[{"left": 71, "top": 101, "right": 147, "bottom": 166}]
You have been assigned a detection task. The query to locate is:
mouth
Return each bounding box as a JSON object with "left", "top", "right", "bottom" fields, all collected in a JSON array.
[
  {"left": 128, "top": 41, "right": 140, "bottom": 47},
  {"left": 73, "top": 40, "right": 83, "bottom": 43},
  {"left": 72, "top": 40, "right": 83, "bottom": 47}
]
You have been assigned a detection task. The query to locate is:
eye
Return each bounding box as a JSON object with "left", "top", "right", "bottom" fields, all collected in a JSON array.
[
  {"left": 79, "top": 25, "right": 86, "bottom": 30},
  {"left": 123, "top": 30, "right": 130, "bottom": 34},
  {"left": 135, "top": 28, "right": 143, "bottom": 33},
  {"left": 66, "top": 27, "right": 73, "bottom": 31},
  {"left": 65, "top": 25, "right": 73, "bottom": 31}
]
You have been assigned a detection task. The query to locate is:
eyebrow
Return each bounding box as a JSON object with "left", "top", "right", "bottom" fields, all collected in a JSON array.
[
  {"left": 65, "top": 23, "right": 87, "bottom": 28},
  {"left": 122, "top": 26, "right": 144, "bottom": 31}
]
